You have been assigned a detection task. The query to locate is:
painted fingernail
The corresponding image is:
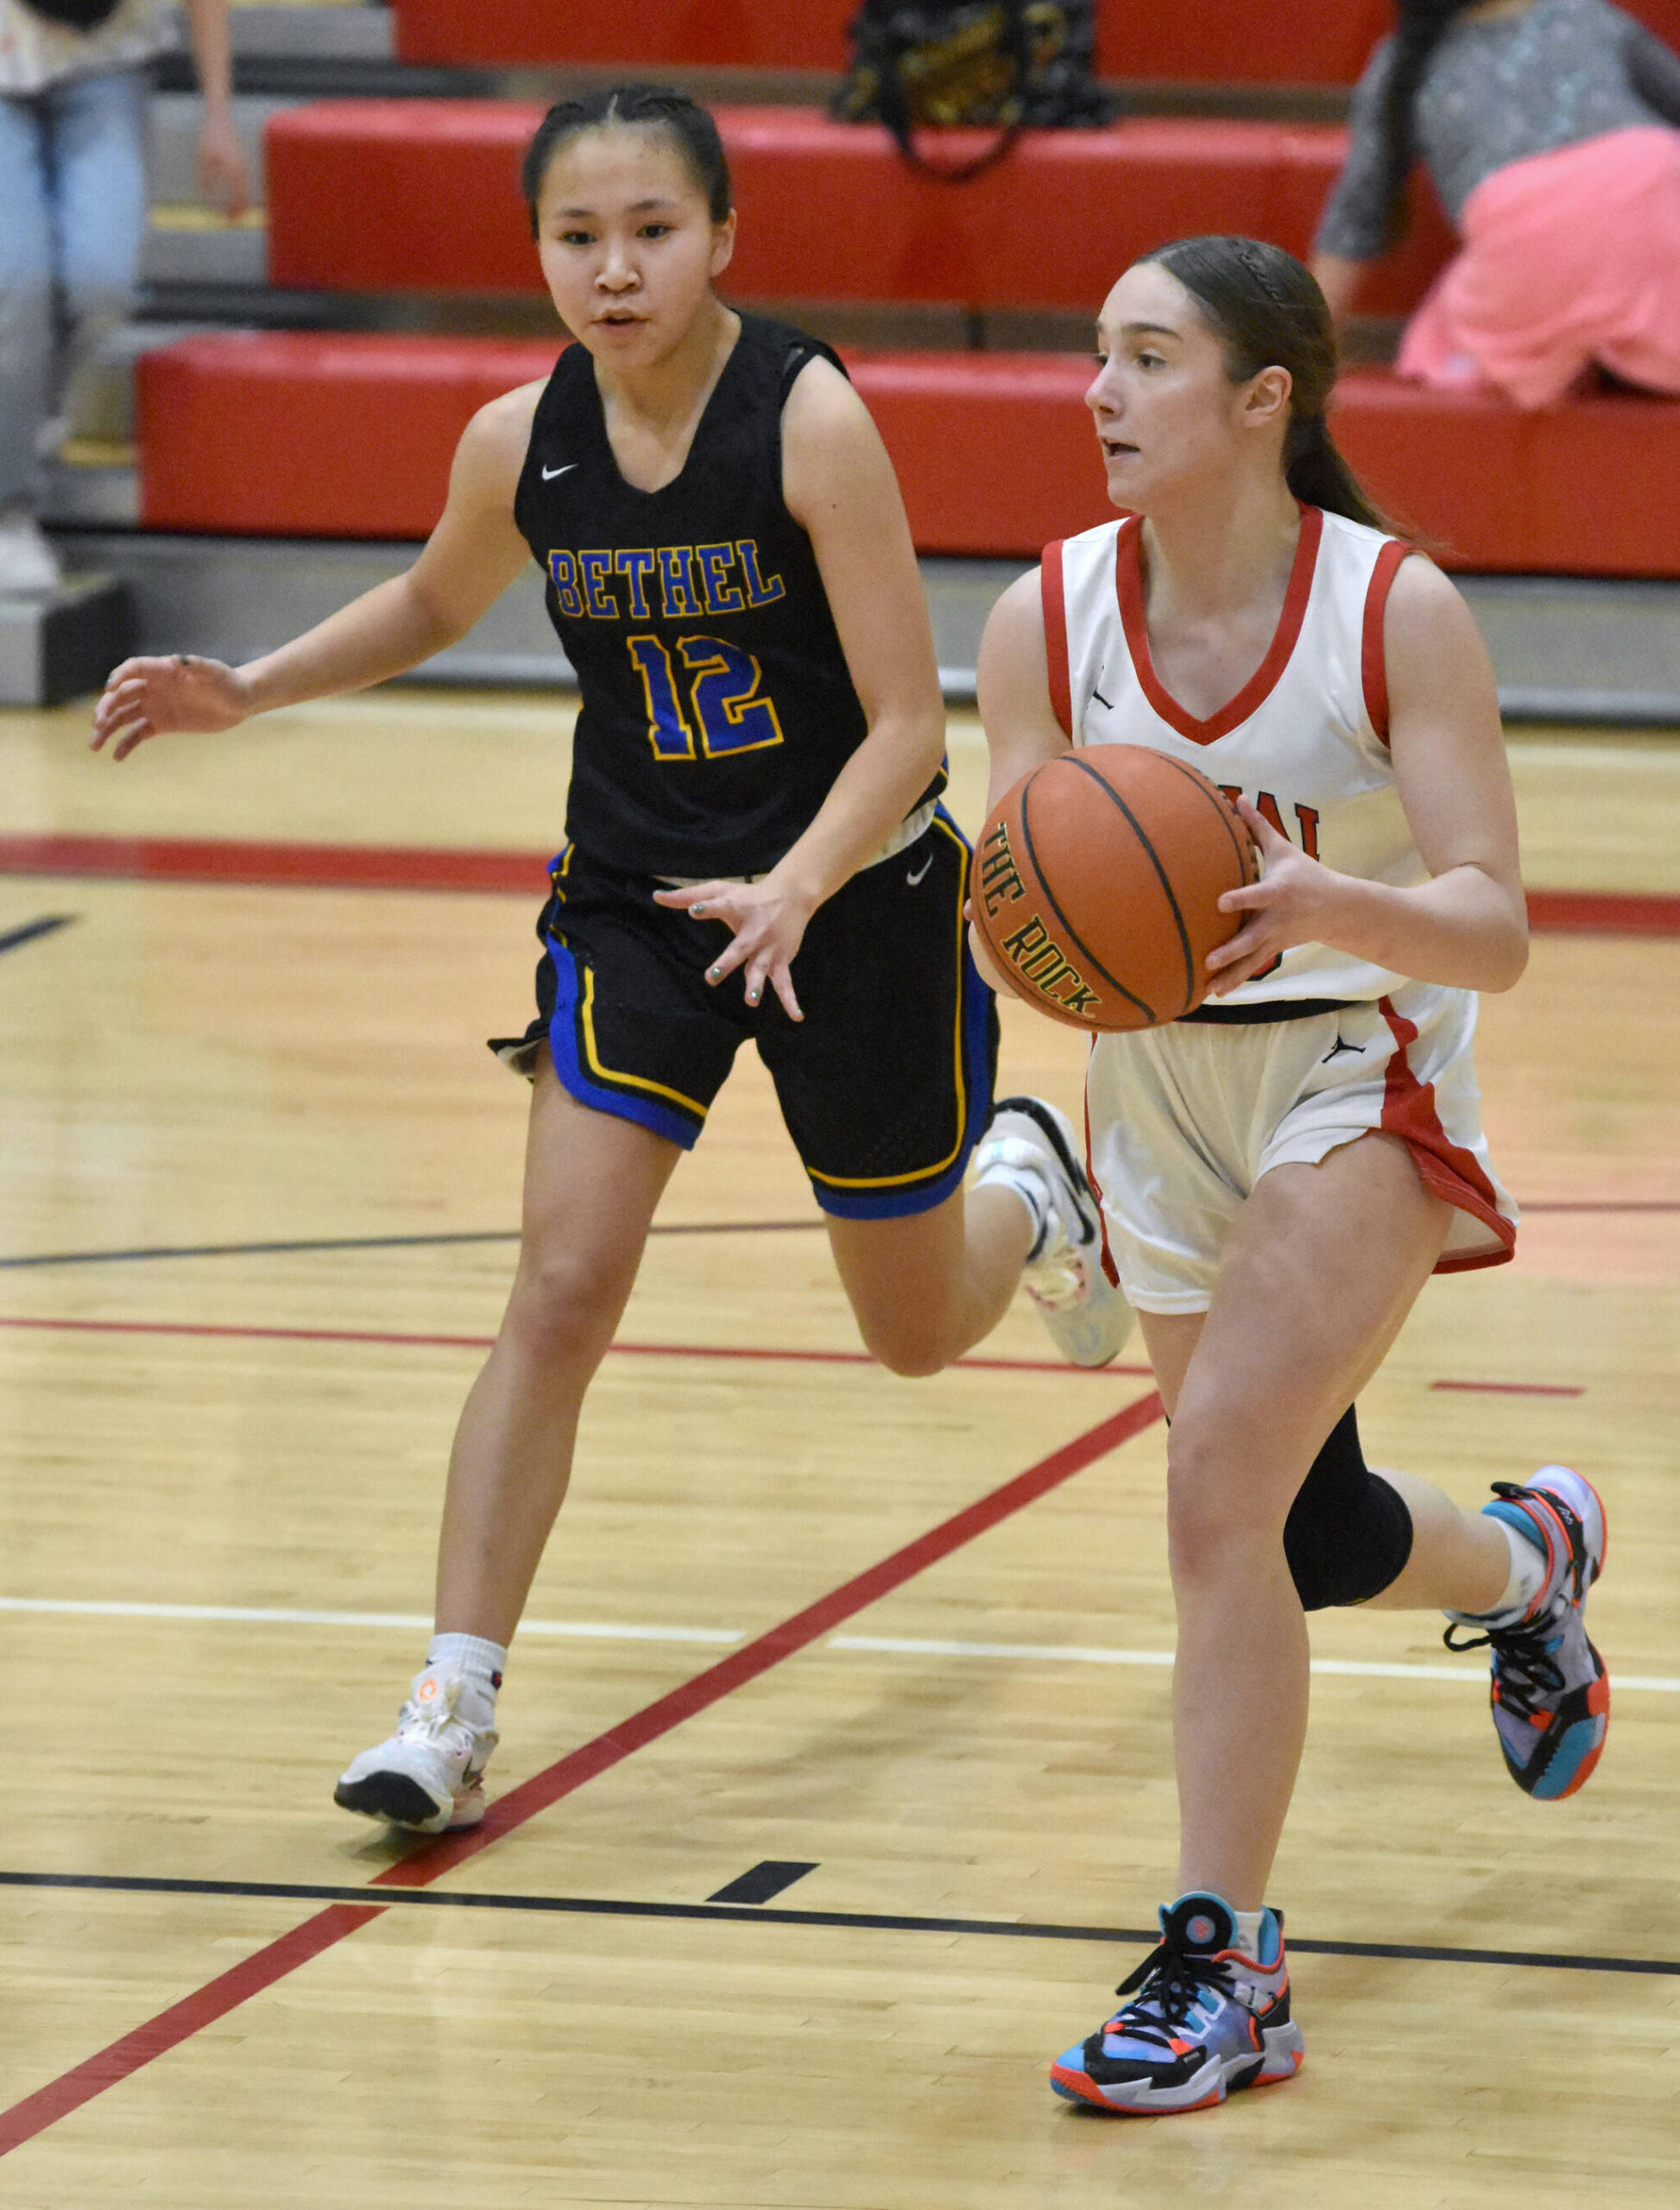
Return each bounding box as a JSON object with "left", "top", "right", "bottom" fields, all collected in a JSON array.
[{"left": 708, "top": 965, "right": 722, "bottom": 979}]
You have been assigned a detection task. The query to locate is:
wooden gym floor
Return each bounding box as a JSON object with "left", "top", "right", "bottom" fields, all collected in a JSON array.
[{"left": 0, "top": 694, "right": 1677, "bottom": 2205}]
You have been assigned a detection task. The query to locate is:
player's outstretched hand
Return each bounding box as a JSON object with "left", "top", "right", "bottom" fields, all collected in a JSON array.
[
  {"left": 1205, "top": 795, "right": 1340, "bottom": 994},
  {"left": 91, "top": 654, "right": 254, "bottom": 761},
  {"left": 653, "top": 876, "right": 815, "bottom": 1022}
]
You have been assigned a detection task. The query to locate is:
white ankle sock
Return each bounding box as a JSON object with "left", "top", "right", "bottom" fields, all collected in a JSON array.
[
  {"left": 426, "top": 1632, "right": 506, "bottom": 1733},
  {"left": 1230, "top": 1907, "right": 1266, "bottom": 1955},
  {"left": 975, "top": 1152, "right": 1053, "bottom": 1259},
  {"left": 1483, "top": 1519, "right": 1548, "bottom": 1623}
]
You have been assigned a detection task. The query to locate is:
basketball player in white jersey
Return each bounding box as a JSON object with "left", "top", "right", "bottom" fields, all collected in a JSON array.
[{"left": 974, "top": 235, "right": 1608, "bottom": 2116}]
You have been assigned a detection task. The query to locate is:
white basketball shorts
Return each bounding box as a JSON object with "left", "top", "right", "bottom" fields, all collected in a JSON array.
[{"left": 1084, "top": 981, "right": 1518, "bottom": 1315}]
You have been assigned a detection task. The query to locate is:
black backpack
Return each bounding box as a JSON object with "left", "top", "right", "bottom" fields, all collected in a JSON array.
[
  {"left": 833, "top": 2, "right": 1119, "bottom": 179},
  {"left": 16, "top": 1, "right": 126, "bottom": 27}
]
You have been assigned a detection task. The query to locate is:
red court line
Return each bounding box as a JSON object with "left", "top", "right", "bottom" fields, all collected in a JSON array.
[
  {"left": 1431, "top": 1380, "right": 1585, "bottom": 1398},
  {"left": 1525, "top": 888, "right": 1680, "bottom": 937},
  {"left": 375, "top": 1391, "right": 1164, "bottom": 1885},
  {"left": 1519, "top": 1200, "right": 1680, "bottom": 1214},
  {"left": 0, "top": 1904, "right": 382, "bottom": 2157},
  {"left": 0, "top": 1391, "right": 1162, "bottom": 2154},
  {"left": 2, "top": 1317, "right": 1582, "bottom": 1394},
  {"left": 4, "top": 833, "right": 1679, "bottom": 936},
  {"left": 0, "top": 1313, "right": 1151, "bottom": 1380},
  {"left": 0, "top": 833, "right": 545, "bottom": 896}
]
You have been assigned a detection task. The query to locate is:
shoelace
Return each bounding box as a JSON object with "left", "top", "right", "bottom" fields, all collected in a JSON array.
[
  {"left": 1098, "top": 1937, "right": 1236, "bottom": 2053},
  {"left": 1025, "top": 1246, "right": 1092, "bottom": 1311},
  {"left": 1443, "top": 1608, "right": 1567, "bottom": 1717},
  {"left": 1440, "top": 1479, "right": 1589, "bottom": 1718},
  {"left": 398, "top": 1682, "right": 474, "bottom": 1747}
]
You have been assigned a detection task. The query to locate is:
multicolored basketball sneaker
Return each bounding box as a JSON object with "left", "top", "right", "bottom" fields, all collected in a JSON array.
[
  {"left": 334, "top": 1669, "right": 498, "bottom": 1834},
  {"left": 971, "top": 1096, "right": 1133, "bottom": 1368},
  {"left": 1051, "top": 1893, "right": 1304, "bottom": 2115},
  {"left": 1443, "top": 1466, "right": 1609, "bottom": 1801}
]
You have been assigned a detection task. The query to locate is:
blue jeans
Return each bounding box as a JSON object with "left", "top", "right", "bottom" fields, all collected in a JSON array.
[{"left": 0, "top": 68, "right": 148, "bottom": 507}]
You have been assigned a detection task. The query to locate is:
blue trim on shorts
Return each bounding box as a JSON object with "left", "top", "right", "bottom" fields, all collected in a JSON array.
[
  {"left": 812, "top": 924, "right": 998, "bottom": 1222},
  {"left": 542, "top": 935, "right": 703, "bottom": 1152}
]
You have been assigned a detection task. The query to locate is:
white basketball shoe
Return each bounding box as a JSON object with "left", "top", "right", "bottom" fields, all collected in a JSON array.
[
  {"left": 334, "top": 1668, "right": 498, "bottom": 1834},
  {"left": 972, "top": 1096, "right": 1133, "bottom": 1367}
]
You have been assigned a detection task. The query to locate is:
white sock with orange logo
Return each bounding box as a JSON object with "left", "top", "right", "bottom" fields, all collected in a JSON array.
[{"left": 425, "top": 1632, "right": 506, "bottom": 1733}]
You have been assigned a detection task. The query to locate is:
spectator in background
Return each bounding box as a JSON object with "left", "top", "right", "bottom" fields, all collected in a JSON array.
[
  {"left": 1312, "top": 0, "right": 1680, "bottom": 407},
  {"left": 0, "top": 0, "right": 249, "bottom": 594}
]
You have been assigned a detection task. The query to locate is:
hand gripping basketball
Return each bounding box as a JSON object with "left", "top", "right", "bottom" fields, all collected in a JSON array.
[{"left": 970, "top": 745, "right": 1258, "bottom": 1031}]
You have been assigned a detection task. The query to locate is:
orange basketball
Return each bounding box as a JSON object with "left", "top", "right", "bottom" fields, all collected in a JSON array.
[{"left": 972, "top": 745, "right": 1260, "bottom": 1032}]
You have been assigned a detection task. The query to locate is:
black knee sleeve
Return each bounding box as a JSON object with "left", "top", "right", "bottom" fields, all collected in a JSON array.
[{"left": 1282, "top": 1406, "right": 1414, "bottom": 1610}]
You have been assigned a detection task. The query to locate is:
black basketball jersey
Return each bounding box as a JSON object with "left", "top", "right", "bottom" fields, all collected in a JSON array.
[{"left": 513, "top": 311, "right": 943, "bottom": 878}]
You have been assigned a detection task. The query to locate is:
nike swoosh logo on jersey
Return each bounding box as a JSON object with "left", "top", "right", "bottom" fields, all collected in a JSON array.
[
  {"left": 906, "top": 852, "right": 933, "bottom": 886},
  {"left": 541, "top": 463, "right": 576, "bottom": 481}
]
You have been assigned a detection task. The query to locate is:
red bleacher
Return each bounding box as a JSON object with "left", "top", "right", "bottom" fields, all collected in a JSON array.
[
  {"left": 137, "top": 332, "right": 1680, "bottom": 578},
  {"left": 139, "top": 17, "right": 1680, "bottom": 583},
  {"left": 388, "top": 0, "right": 1680, "bottom": 86},
  {"left": 392, "top": 0, "right": 859, "bottom": 73},
  {"left": 265, "top": 102, "right": 1457, "bottom": 319},
  {"left": 141, "top": 335, "right": 557, "bottom": 542}
]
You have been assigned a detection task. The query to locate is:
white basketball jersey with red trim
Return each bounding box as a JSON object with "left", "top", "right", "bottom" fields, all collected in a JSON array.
[{"left": 1043, "top": 503, "right": 1420, "bottom": 1006}]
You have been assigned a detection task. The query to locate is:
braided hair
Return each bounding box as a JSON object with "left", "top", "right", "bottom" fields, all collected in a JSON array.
[{"left": 1138, "top": 234, "right": 1390, "bottom": 529}]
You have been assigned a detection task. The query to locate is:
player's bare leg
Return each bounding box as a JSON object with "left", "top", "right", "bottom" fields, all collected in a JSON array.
[
  {"left": 830, "top": 1096, "right": 1132, "bottom": 1375},
  {"left": 335, "top": 1061, "right": 679, "bottom": 1832},
  {"left": 1139, "top": 1133, "right": 1490, "bottom": 1910},
  {"left": 825, "top": 1180, "right": 1035, "bottom": 1378},
  {"left": 434, "top": 1060, "right": 681, "bottom": 1641},
  {"left": 1053, "top": 1132, "right": 1609, "bottom": 2112}
]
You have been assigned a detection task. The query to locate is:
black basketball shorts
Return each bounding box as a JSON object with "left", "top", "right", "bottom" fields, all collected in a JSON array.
[{"left": 489, "top": 805, "right": 1000, "bottom": 1220}]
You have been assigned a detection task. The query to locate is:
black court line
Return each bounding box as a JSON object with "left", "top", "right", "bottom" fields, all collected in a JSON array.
[
  {"left": 4, "top": 1871, "right": 1674, "bottom": 1981},
  {"left": 0, "top": 915, "right": 74, "bottom": 960},
  {"left": 0, "top": 1219, "right": 828, "bottom": 1272},
  {"left": 707, "top": 1860, "right": 820, "bottom": 1904}
]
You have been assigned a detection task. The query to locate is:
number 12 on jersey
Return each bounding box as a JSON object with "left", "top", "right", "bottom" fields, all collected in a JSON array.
[{"left": 627, "top": 634, "right": 786, "bottom": 762}]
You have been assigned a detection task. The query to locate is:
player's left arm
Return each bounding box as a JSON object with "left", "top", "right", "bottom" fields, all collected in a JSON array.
[
  {"left": 1209, "top": 556, "right": 1528, "bottom": 994},
  {"left": 654, "top": 357, "right": 945, "bottom": 1020}
]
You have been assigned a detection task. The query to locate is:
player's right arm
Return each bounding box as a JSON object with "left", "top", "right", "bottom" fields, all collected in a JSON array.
[
  {"left": 92, "top": 382, "right": 542, "bottom": 760},
  {"left": 976, "top": 568, "right": 1071, "bottom": 811},
  {"left": 969, "top": 568, "right": 1073, "bottom": 993}
]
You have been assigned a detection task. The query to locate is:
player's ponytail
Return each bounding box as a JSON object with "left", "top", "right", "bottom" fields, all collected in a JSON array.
[
  {"left": 1284, "top": 410, "right": 1385, "bottom": 528},
  {"left": 1138, "top": 234, "right": 1391, "bottom": 532},
  {"left": 522, "top": 85, "right": 733, "bottom": 237}
]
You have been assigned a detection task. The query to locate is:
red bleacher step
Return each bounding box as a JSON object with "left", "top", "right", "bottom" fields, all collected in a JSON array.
[
  {"left": 382, "top": 0, "right": 1392, "bottom": 87},
  {"left": 137, "top": 332, "right": 1680, "bottom": 578},
  {"left": 393, "top": 0, "right": 858, "bottom": 72},
  {"left": 387, "top": 0, "right": 1680, "bottom": 87},
  {"left": 264, "top": 103, "right": 1457, "bottom": 319}
]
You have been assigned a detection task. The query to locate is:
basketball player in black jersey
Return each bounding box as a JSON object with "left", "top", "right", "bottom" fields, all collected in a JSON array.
[{"left": 93, "top": 86, "right": 1127, "bottom": 1833}]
